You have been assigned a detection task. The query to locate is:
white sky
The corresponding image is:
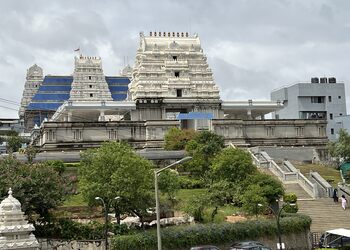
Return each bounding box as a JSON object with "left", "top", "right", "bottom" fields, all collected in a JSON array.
[{"left": 1, "top": 0, "right": 350, "bottom": 118}]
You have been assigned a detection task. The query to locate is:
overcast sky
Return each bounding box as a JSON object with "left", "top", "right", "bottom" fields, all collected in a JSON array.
[{"left": 1, "top": 0, "right": 350, "bottom": 118}]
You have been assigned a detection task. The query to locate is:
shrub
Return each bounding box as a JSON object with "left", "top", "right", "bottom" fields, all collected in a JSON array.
[
  {"left": 283, "top": 193, "right": 298, "bottom": 213},
  {"left": 34, "top": 218, "right": 129, "bottom": 240},
  {"left": 111, "top": 214, "right": 311, "bottom": 250}
]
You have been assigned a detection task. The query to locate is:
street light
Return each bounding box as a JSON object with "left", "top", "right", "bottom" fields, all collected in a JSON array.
[
  {"left": 155, "top": 156, "right": 192, "bottom": 250},
  {"left": 95, "top": 196, "right": 120, "bottom": 250},
  {"left": 258, "top": 202, "right": 296, "bottom": 250}
]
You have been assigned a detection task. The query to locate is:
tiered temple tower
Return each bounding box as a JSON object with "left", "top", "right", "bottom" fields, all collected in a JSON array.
[
  {"left": 69, "top": 56, "right": 112, "bottom": 101},
  {"left": 129, "top": 32, "right": 221, "bottom": 127},
  {"left": 19, "top": 64, "right": 43, "bottom": 118},
  {"left": 0, "top": 188, "right": 39, "bottom": 249}
]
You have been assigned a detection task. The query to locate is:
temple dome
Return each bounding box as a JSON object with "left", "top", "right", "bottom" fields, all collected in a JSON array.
[{"left": 0, "top": 188, "right": 21, "bottom": 212}]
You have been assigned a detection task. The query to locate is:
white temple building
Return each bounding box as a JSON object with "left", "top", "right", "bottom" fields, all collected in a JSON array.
[
  {"left": 0, "top": 188, "right": 39, "bottom": 250},
  {"left": 27, "top": 32, "right": 328, "bottom": 150}
]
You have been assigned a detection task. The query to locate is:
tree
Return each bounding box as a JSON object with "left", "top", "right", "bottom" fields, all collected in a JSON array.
[
  {"left": 79, "top": 141, "right": 155, "bottom": 226},
  {"left": 243, "top": 172, "right": 284, "bottom": 204},
  {"left": 210, "top": 147, "right": 256, "bottom": 183},
  {"left": 6, "top": 135, "right": 22, "bottom": 153},
  {"left": 185, "top": 131, "right": 225, "bottom": 176},
  {"left": 0, "top": 156, "right": 67, "bottom": 220},
  {"left": 158, "top": 169, "right": 181, "bottom": 207},
  {"left": 328, "top": 129, "right": 350, "bottom": 164},
  {"left": 241, "top": 184, "right": 268, "bottom": 216},
  {"left": 25, "top": 145, "right": 38, "bottom": 164},
  {"left": 164, "top": 127, "right": 196, "bottom": 150}
]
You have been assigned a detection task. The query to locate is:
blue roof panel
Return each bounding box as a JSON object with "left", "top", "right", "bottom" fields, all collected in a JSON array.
[
  {"left": 177, "top": 112, "right": 214, "bottom": 120},
  {"left": 27, "top": 103, "right": 63, "bottom": 110},
  {"left": 108, "top": 86, "right": 129, "bottom": 92},
  {"left": 39, "top": 85, "right": 71, "bottom": 91},
  {"left": 32, "top": 94, "right": 70, "bottom": 101},
  {"left": 111, "top": 94, "right": 127, "bottom": 101},
  {"left": 106, "top": 77, "right": 130, "bottom": 84}
]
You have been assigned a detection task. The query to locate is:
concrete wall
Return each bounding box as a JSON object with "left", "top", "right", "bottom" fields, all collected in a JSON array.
[{"left": 38, "top": 119, "right": 328, "bottom": 150}]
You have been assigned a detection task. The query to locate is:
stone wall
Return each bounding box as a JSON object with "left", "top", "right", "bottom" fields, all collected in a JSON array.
[{"left": 37, "top": 119, "right": 328, "bottom": 150}]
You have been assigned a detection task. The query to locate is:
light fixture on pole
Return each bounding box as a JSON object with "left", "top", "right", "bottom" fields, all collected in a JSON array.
[
  {"left": 155, "top": 156, "right": 192, "bottom": 250},
  {"left": 258, "top": 203, "right": 295, "bottom": 250}
]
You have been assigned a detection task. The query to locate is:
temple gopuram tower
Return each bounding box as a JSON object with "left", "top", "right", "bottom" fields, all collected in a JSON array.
[
  {"left": 19, "top": 64, "right": 43, "bottom": 119},
  {"left": 0, "top": 188, "right": 39, "bottom": 249},
  {"left": 69, "top": 56, "right": 112, "bottom": 101},
  {"left": 129, "top": 32, "right": 221, "bottom": 129}
]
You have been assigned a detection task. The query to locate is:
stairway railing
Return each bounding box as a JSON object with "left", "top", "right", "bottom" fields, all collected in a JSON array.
[{"left": 247, "top": 148, "right": 318, "bottom": 198}]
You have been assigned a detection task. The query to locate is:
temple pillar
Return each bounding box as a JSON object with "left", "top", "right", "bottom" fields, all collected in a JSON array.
[
  {"left": 67, "top": 111, "right": 72, "bottom": 122},
  {"left": 247, "top": 109, "right": 252, "bottom": 119},
  {"left": 99, "top": 110, "right": 105, "bottom": 121}
]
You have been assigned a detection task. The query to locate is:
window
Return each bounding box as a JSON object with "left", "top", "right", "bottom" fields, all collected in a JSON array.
[
  {"left": 266, "top": 127, "right": 275, "bottom": 137},
  {"left": 330, "top": 113, "right": 333, "bottom": 120},
  {"left": 275, "top": 114, "right": 279, "bottom": 119},
  {"left": 176, "top": 89, "right": 182, "bottom": 97},
  {"left": 331, "top": 128, "right": 334, "bottom": 135},
  {"left": 73, "top": 130, "right": 82, "bottom": 140},
  {"left": 328, "top": 96, "right": 332, "bottom": 102},
  {"left": 109, "top": 130, "right": 117, "bottom": 140},
  {"left": 172, "top": 56, "right": 177, "bottom": 61},
  {"left": 88, "top": 76, "right": 92, "bottom": 80},
  {"left": 89, "top": 85, "right": 92, "bottom": 88},
  {"left": 339, "top": 96, "right": 342, "bottom": 99},
  {"left": 174, "top": 71, "right": 180, "bottom": 77},
  {"left": 90, "top": 93, "right": 93, "bottom": 97},
  {"left": 296, "top": 127, "right": 304, "bottom": 136},
  {"left": 311, "top": 96, "right": 324, "bottom": 103}
]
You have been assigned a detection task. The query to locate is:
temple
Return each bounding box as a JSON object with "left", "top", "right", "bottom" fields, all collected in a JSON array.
[
  {"left": 0, "top": 188, "right": 39, "bottom": 249},
  {"left": 21, "top": 32, "right": 327, "bottom": 150}
]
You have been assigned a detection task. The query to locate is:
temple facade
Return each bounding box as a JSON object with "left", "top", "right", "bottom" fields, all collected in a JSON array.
[
  {"left": 28, "top": 32, "right": 328, "bottom": 150},
  {"left": 0, "top": 188, "right": 39, "bottom": 250}
]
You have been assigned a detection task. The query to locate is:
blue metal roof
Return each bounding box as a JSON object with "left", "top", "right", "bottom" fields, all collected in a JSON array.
[
  {"left": 27, "top": 75, "right": 130, "bottom": 111},
  {"left": 32, "top": 94, "right": 70, "bottom": 101},
  {"left": 176, "top": 112, "right": 214, "bottom": 120},
  {"left": 27, "top": 103, "right": 63, "bottom": 110}
]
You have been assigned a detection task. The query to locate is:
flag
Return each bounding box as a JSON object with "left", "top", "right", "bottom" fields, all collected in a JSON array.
[{"left": 74, "top": 48, "right": 80, "bottom": 52}]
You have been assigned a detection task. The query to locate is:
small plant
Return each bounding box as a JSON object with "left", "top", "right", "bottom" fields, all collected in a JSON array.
[{"left": 283, "top": 193, "right": 298, "bottom": 213}]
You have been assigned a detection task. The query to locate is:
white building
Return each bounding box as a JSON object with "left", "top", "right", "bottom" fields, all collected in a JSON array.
[
  {"left": 271, "top": 77, "right": 347, "bottom": 140},
  {"left": 0, "top": 188, "right": 39, "bottom": 250}
]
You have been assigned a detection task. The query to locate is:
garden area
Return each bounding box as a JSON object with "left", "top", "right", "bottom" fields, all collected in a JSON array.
[{"left": 0, "top": 128, "right": 311, "bottom": 249}]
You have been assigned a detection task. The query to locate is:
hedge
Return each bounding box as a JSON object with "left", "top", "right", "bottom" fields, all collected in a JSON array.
[{"left": 111, "top": 214, "right": 311, "bottom": 250}]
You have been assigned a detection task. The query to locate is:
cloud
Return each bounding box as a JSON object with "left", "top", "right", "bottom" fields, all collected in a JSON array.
[{"left": 1, "top": 0, "right": 350, "bottom": 117}]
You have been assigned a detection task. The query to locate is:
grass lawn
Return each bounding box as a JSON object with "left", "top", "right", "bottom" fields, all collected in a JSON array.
[
  {"left": 63, "top": 192, "right": 87, "bottom": 207},
  {"left": 293, "top": 163, "right": 341, "bottom": 187}
]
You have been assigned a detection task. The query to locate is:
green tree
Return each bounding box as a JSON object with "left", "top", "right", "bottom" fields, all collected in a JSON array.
[
  {"left": 6, "top": 135, "right": 22, "bottom": 153},
  {"left": 210, "top": 147, "right": 256, "bottom": 183},
  {"left": 328, "top": 129, "right": 350, "bottom": 164},
  {"left": 164, "top": 127, "right": 197, "bottom": 150},
  {"left": 241, "top": 184, "right": 268, "bottom": 216},
  {"left": 0, "top": 156, "right": 67, "bottom": 220},
  {"left": 79, "top": 141, "right": 154, "bottom": 226},
  {"left": 185, "top": 131, "right": 225, "bottom": 176},
  {"left": 25, "top": 145, "right": 38, "bottom": 164},
  {"left": 243, "top": 172, "right": 284, "bottom": 204},
  {"left": 158, "top": 169, "right": 181, "bottom": 207},
  {"left": 283, "top": 193, "right": 298, "bottom": 213}
]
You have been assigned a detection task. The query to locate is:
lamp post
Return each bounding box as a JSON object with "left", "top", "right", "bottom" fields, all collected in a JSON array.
[
  {"left": 258, "top": 202, "right": 295, "bottom": 250},
  {"left": 95, "top": 196, "right": 120, "bottom": 250},
  {"left": 155, "top": 156, "right": 192, "bottom": 250}
]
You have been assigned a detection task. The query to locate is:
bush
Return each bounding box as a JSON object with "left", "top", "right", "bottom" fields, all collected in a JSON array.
[
  {"left": 34, "top": 218, "right": 129, "bottom": 240},
  {"left": 178, "top": 176, "right": 206, "bottom": 189},
  {"left": 111, "top": 214, "right": 311, "bottom": 250},
  {"left": 283, "top": 193, "right": 298, "bottom": 213}
]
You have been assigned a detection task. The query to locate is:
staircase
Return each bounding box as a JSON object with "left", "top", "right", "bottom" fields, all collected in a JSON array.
[
  {"left": 298, "top": 198, "right": 350, "bottom": 232},
  {"left": 245, "top": 147, "right": 343, "bottom": 234}
]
